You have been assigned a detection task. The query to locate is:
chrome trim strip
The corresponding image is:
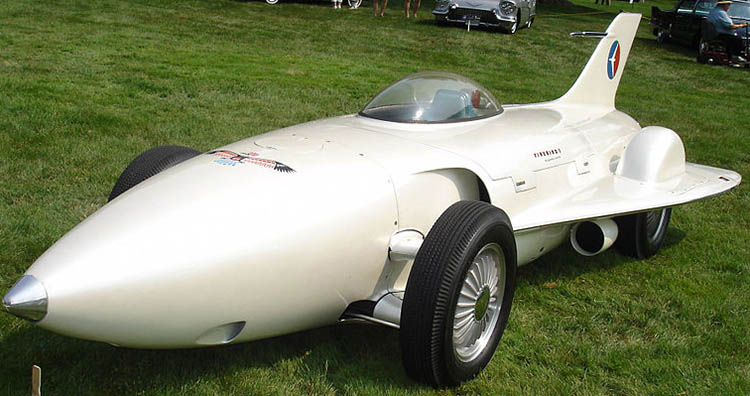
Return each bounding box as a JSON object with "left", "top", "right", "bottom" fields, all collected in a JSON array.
[{"left": 339, "top": 313, "right": 400, "bottom": 329}]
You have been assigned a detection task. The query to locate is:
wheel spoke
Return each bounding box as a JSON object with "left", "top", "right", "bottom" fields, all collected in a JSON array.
[
  {"left": 454, "top": 313, "right": 474, "bottom": 330},
  {"left": 469, "top": 265, "right": 482, "bottom": 291},
  {"left": 488, "top": 259, "right": 498, "bottom": 284},
  {"left": 470, "top": 319, "right": 482, "bottom": 343},
  {"left": 464, "top": 276, "right": 480, "bottom": 294},
  {"left": 460, "top": 289, "right": 476, "bottom": 300},
  {"left": 477, "top": 257, "right": 487, "bottom": 285},
  {"left": 454, "top": 320, "right": 475, "bottom": 345},
  {"left": 455, "top": 306, "right": 475, "bottom": 319}
]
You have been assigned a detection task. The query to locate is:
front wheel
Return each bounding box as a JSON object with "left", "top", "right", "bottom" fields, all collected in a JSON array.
[
  {"left": 525, "top": 16, "right": 534, "bottom": 29},
  {"left": 347, "top": 0, "right": 362, "bottom": 8},
  {"left": 614, "top": 208, "right": 672, "bottom": 259},
  {"left": 400, "top": 201, "right": 517, "bottom": 387},
  {"left": 109, "top": 145, "right": 201, "bottom": 202},
  {"left": 265, "top": 0, "right": 280, "bottom": 4}
]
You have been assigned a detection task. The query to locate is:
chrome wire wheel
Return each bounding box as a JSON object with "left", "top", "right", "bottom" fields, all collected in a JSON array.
[
  {"left": 452, "top": 243, "right": 505, "bottom": 363},
  {"left": 645, "top": 208, "right": 668, "bottom": 244}
]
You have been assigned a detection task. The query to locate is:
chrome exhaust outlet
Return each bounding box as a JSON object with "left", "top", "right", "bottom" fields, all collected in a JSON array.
[{"left": 570, "top": 218, "right": 619, "bottom": 256}]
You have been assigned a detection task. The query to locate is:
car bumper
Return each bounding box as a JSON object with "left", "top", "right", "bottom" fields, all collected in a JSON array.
[{"left": 433, "top": 8, "right": 516, "bottom": 29}]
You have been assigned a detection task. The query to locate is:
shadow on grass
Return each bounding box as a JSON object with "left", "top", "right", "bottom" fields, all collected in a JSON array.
[
  {"left": 635, "top": 36, "right": 698, "bottom": 59},
  {"left": 0, "top": 317, "right": 413, "bottom": 394},
  {"left": 235, "top": 0, "right": 335, "bottom": 8},
  {"left": 518, "top": 226, "right": 686, "bottom": 287}
]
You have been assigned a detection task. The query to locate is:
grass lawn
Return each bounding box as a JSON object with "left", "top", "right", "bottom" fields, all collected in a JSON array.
[{"left": 1, "top": 0, "right": 748, "bottom": 394}]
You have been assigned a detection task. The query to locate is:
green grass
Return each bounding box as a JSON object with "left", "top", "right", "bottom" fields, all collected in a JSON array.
[{"left": 1, "top": 0, "right": 748, "bottom": 394}]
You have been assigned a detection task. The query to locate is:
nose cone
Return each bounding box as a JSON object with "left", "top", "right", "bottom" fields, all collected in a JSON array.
[
  {"left": 14, "top": 133, "right": 398, "bottom": 347},
  {"left": 2, "top": 275, "right": 48, "bottom": 321}
]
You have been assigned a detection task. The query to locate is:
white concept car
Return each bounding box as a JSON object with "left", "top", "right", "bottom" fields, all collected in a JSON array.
[{"left": 2, "top": 13, "right": 741, "bottom": 387}]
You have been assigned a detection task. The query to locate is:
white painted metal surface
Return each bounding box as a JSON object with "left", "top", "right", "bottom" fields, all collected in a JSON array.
[{"left": 2, "top": 13, "right": 741, "bottom": 349}]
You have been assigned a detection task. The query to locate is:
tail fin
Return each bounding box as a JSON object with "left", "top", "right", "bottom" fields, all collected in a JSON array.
[{"left": 557, "top": 13, "right": 641, "bottom": 108}]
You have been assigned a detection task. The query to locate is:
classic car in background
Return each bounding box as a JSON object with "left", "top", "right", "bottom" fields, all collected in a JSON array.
[
  {"left": 2, "top": 14, "right": 741, "bottom": 387},
  {"left": 651, "top": 0, "right": 750, "bottom": 47},
  {"left": 264, "top": 0, "right": 363, "bottom": 6},
  {"left": 433, "top": 0, "right": 536, "bottom": 33}
]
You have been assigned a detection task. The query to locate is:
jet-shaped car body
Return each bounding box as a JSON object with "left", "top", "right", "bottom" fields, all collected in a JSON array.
[{"left": 2, "top": 13, "right": 740, "bottom": 387}]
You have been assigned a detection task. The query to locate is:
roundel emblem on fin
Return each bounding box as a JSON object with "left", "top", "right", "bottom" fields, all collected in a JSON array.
[{"left": 607, "top": 40, "right": 621, "bottom": 80}]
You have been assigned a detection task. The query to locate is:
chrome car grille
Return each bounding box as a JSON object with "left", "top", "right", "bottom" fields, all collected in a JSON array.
[
  {"left": 449, "top": 8, "right": 495, "bottom": 21},
  {"left": 442, "top": 7, "right": 500, "bottom": 26}
]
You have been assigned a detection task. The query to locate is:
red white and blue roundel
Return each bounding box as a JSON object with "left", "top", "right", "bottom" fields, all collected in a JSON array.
[{"left": 607, "top": 40, "right": 621, "bottom": 80}]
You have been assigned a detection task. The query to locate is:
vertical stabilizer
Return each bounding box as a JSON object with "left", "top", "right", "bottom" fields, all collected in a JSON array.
[{"left": 557, "top": 13, "right": 641, "bottom": 108}]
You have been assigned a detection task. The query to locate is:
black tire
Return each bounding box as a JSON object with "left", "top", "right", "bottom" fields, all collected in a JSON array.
[
  {"left": 526, "top": 16, "right": 534, "bottom": 29},
  {"left": 614, "top": 208, "right": 672, "bottom": 260},
  {"left": 400, "top": 201, "right": 517, "bottom": 387},
  {"left": 656, "top": 29, "right": 667, "bottom": 45},
  {"left": 692, "top": 33, "right": 701, "bottom": 50},
  {"left": 109, "top": 145, "right": 201, "bottom": 202},
  {"left": 697, "top": 39, "right": 708, "bottom": 64}
]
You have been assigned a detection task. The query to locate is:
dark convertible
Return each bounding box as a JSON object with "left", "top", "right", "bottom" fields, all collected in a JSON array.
[{"left": 651, "top": 0, "right": 750, "bottom": 48}]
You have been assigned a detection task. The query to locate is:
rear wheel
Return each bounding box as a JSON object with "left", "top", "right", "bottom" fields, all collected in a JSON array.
[
  {"left": 526, "top": 16, "right": 534, "bottom": 29},
  {"left": 614, "top": 208, "right": 672, "bottom": 259},
  {"left": 400, "top": 201, "right": 517, "bottom": 387},
  {"left": 347, "top": 0, "right": 362, "bottom": 8},
  {"left": 109, "top": 145, "right": 201, "bottom": 202}
]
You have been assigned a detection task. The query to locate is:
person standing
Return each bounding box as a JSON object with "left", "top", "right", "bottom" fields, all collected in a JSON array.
[
  {"left": 707, "top": 0, "right": 749, "bottom": 62},
  {"left": 405, "top": 0, "right": 421, "bottom": 18},
  {"left": 374, "top": 0, "right": 387, "bottom": 16}
]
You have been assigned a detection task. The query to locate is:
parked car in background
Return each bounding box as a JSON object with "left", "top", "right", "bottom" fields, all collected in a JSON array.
[
  {"left": 264, "top": 0, "right": 362, "bottom": 6},
  {"left": 651, "top": 0, "right": 750, "bottom": 48},
  {"left": 433, "top": 0, "right": 536, "bottom": 33}
]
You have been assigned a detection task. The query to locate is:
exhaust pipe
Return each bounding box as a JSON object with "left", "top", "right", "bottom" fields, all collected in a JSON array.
[{"left": 570, "top": 218, "right": 619, "bottom": 256}]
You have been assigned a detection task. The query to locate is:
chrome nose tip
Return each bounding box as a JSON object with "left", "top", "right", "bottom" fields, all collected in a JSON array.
[{"left": 2, "top": 275, "right": 48, "bottom": 321}]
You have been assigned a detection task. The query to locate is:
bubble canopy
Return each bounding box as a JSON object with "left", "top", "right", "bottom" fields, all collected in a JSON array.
[{"left": 359, "top": 72, "right": 503, "bottom": 123}]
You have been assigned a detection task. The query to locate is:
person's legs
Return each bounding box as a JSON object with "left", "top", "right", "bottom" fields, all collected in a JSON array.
[
  {"left": 412, "top": 0, "right": 421, "bottom": 17},
  {"left": 405, "top": 0, "right": 410, "bottom": 17},
  {"left": 380, "top": 0, "right": 388, "bottom": 16}
]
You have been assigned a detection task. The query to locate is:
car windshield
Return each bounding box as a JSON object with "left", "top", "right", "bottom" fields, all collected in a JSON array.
[
  {"left": 359, "top": 72, "right": 502, "bottom": 123},
  {"left": 694, "top": 0, "right": 750, "bottom": 16},
  {"left": 729, "top": 1, "right": 750, "bottom": 19}
]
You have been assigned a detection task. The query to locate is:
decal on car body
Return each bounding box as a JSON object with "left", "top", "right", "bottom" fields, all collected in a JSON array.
[
  {"left": 607, "top": 41, "right": 620, "bottom": 80},
  {"left": 207, "top": 150, "right": 296, "bottom": 173}
]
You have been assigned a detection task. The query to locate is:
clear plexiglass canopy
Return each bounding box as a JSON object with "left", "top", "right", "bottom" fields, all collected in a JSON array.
[{"left": 359, "top": 72, "right": 502, "bottom": 123}]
